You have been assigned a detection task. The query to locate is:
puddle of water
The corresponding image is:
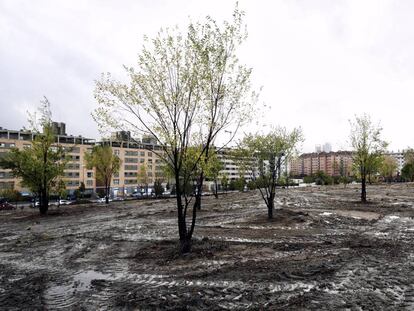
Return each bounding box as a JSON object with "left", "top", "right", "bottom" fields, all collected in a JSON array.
[
  {"left": 335, "top": 210, "right": 381, "bottom": 220},
  {"left": 320, "top": 212, "right": 333, "bottom": 216},
  {"left": 384, "top": 215, "right": 400, "bottom": 222},
  {"left": 73, "top": 270, "right": 117, "bottom": 291},
  {"left": 268, "top": 281, "right": 315, "bottom": 293},
  {"left": 374, "top": 232, "right": 389, "bottom": 237},
  {"left": 220, "top": 237, "right": 275, "bottom": 244}
]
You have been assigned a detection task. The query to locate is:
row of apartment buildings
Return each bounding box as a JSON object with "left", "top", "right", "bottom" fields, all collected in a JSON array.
[
  {"left": 289, "top": 151, "right": 354, "bottom": 177},
  {"left": 289, "top": 150, "right": 407, "bottom": 178},
  {"left": 0, "top": 123, "right": 251, "bottom": 195},
  {"left": 2, "top": 121, "right": 408, "bottom": 194},
  {"left": 0, "top": 125, "right": 167, "bottom": 194}
]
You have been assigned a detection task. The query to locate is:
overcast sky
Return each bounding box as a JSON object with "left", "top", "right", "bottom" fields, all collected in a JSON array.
[{"left": 1, "top": 0, "right": 413, "bottom": 152}]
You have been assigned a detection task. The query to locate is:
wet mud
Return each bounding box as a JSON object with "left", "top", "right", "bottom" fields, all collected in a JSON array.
[{"left": 1, "top": 183, "right": 414, "bottom": 310}]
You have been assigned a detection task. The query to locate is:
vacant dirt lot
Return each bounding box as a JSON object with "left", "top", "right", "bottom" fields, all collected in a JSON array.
[{"left": 1, "top": 183, "right": 414, "bottom": 310}]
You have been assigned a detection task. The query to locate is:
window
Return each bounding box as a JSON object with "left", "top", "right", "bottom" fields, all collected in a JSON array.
[
  {"left": 87, "top": 172, "right": 93, "bottom": 178},
  {"left": 140, "top": 151, "right": 145, "bottom": 156},
  {"left": 86, "top": 180, "right": 93, "bottom": 186},
  {"left": 125, "top": 151, "right": 138, "bottom": 156},
  {"left": 66, "top": 163, "right": 80, "bottom": 170},
  {"left": 125, "top": 165, "right": 138, "bottom": 171},
  {"left": 139, "top": 158, "right": 145, "bottom": 163},
  {"left": 65, "top": 172, "right": 80, "bottom": 178},
  {"left": 148, "top": 152, "right": 152, "bottom": 157},
  {"left": 113, "top": 179, "right": 120, "bottom": 185},
  {"left": 68, "top": 155, "right": 80, "bottom": 161},
  {"left": 0, "top": 181, "right": 14, "bottom": 190},
  {"left": 125, "top": 172, "right": 137, "bottom": 177},
  {"left": 114, "top": 149, "right": 120, "bottom": 155},
  {"left": 66, "top": 180, "right": 79, "bottom": 187},
  {"left": 125, "top": 157, "right": 138, "bottom": 163}
]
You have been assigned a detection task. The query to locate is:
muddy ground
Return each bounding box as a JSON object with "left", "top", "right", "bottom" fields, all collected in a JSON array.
[{"left": 1, "top": 183, "right": 414, "bottom": 310}]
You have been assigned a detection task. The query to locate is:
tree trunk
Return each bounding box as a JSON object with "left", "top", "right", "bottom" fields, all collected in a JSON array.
[
  {"left": 40, "top": 149, "right": 48, "bottom": 215},
  {"left": 180, "top": 235, "right": 192, "bottom": 254},
  {"left": 361, "top": 175, "right": 367, "bottom": 203},
  {"left": 214, "top": 180, "right": 218, "bottom": 199},
  {"left": 105, "top": 184, "right": 109, "bottom": 204},
  {"left": 175, "top": 172, "right": 191, "bottom": 253},
  {"left": 267, "top": 189, "right": 275, "bottom": 219},
  {"left": 39, "top": 189, "right": 48, "bottom": 215},
  {"left": 267, "top": 203, "right": 273, "bottom": 219}
]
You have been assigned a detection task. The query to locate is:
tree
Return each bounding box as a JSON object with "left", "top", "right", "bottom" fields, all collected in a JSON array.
[
  {"left": 404, "top": 148, "right": 414, "bottom": 164},
  {"left": 234, "top": 177, "right": 246, "bottom": 191},
  {"left": 349, "top": 114, "right": 387, "bottom": 203},
  {"left": 380, "top": 156, "right": 397, "bottom": 183},
  {"left": 238, "top": 127, "right": 303, "bottom": 219},
  {"left": 402, "top": 163, "right": 414, "bottom": 182},
  {"left": 0, "top": 98, "right": 66, "bottom": 215},
  {"left": 78, "top": 181, "right": 86, "bottom": 198},
  {"left": 54, "top": 179, "right": 67, "bottom": 207},
  {"left": 204, "top": 150, "right": 224, "bottom": 198},
  {"left": 366, "top": 155, "right": 383, "bottom": 184},
  {"left": 154, "top": 179, "right": 164, "bottom": 197},
  {"left": 221, "top": 174, "right": 229, "bottom": 192},
  {"left": 137, "top": 164, "right": 150, "bottom": 196},
  {"left": 85, "top": 145, "right": 121, "bottom": 204},
  {"left": 401, "top": 148, "right": 414, "bottom": 182},
  {"left": 314, "top": 170, "right": 333, "bottom": 185},
  {"left": 93, "top": 6, "right": 256, "bottom": 253}
]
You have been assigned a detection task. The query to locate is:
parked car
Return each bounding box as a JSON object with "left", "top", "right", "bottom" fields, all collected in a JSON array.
[
  {"left": 162, "top": 191, "right": 171, "bottom": 197},
  {"left": 0, "top": 198, "right": 15, "bottom": 210},
  {"left": 96, "top": 197, "right": 112, "bottom": 203},
  {"left": 131, "top": 192, "right": 142, "bottom": 198}
]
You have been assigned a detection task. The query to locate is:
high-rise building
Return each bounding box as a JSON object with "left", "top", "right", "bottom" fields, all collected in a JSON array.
[
  {"left": 51, "top": 122, "right": 66, "bottom": 136},
  {"left": 322, "top": 143, "right": 332, "bottom": 153}
]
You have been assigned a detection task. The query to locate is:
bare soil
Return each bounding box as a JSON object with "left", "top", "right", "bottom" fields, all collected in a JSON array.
[{"left": 1, "top": 183, "right": 414, "bottom": 310}]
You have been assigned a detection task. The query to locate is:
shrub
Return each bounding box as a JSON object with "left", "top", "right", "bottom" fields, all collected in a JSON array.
[{"left": 303, "top": 176, "right": 314, "bottom": 184}]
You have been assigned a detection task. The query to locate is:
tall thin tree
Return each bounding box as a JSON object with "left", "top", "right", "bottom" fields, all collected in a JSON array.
[
  {"left": 85, "top": 145, "right": 121, "bottom": 204},
  {"left": 349, "top": 114, "right": 387, "bottom": 203},
  {"left": 93, "top": 6, "right": 256, "bottom": 253}
]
